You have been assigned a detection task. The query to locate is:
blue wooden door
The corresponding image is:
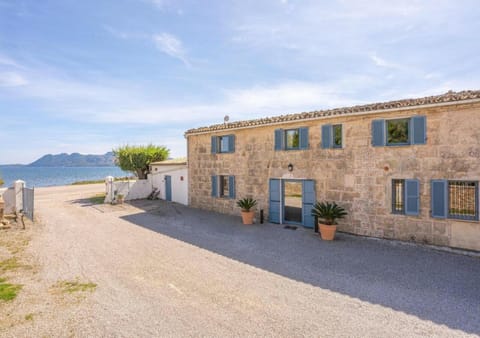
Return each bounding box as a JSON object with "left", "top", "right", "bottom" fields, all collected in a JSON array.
[
  {"left": 269, "top": 179, "right": 281, "bottom": 223},
  {"left": 302, "top": 180, "right": 316, "bottom": 228},
  {"left": 165, "top": 175, "right": 172, "bottom": 201}
]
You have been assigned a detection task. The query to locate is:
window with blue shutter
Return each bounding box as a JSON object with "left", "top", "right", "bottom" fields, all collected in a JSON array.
[
  {"left": 322, "top": 124, "right": 342, "bottom": 149},
  {"left": 228, "top": 135, "right": 235, "bottom": 152},
  {"left": 228, "top": 176, "right": 235, "bottom": 199},
  {"left": 211, "top": 176, "right": 218, "bottom": 197},
  {"left": 372, "top": 119, "right": 385, "bottom": 146},
  {"left": 299, "top": 127, "right": 309, "bottom": 150},
  {"left": 213, "top": 175, "right": 236, "bottom": 199},
  {"left": 405, "top": 179, "right": 420, "bottom": 216},
  {"left": 411, "top": 116, "right": 426, "bottom": 145},
  {"left": 392, "top": 178, "right": 420, "bottom": 216},
  {"left": 373, "top": 115, "right": 426, "bottom": 147},
  {"left": 274, "top": 129, "right": 283, "bottom": 151},
  {"left": 321, "top": 124, "right": 332, "bottom": 149},
  {"left": 431, "top": 179, "right": 447, "bottom": 218},
  {"left": 211, "top": 136, "right": 217, "bottom": 154},
  {"left": 212, "top": 135, "right": 236, "bottom": 153},
  {"left": 275, "top": 128, "right": 308, "bottom": 150}
]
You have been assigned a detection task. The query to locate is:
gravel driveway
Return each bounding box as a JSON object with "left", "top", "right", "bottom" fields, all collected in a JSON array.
[{"left": 4, "top": 184, "right": 479, "bottom": 337}]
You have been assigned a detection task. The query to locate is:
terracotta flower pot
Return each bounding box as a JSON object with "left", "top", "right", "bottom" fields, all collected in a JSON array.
[
  {"left": 319, "top": 224, "right": 337, "bottom": 240},
  {"left": 241, "top": 210, "right": 255, "bottom": 225}
]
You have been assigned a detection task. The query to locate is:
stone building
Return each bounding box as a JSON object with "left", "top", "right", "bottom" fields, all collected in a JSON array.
[{"left": 185, "top": 90, "right": 480, "bottom": 251}]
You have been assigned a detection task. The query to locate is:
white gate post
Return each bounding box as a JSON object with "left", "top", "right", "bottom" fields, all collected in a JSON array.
[
  {"left": 105, "top": 176, "right": 114, "bottom": 203},
  {"left": 14, "top": 180, "right": 25, "bottom": 214}
]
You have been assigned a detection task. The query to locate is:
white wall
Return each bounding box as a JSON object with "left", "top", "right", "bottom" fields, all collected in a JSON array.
[
  {"left": 105, "top": 179, "right": 153, "bottom": 203},
  {"left": 150, "top": 168, "right": 188, "bottom": 205},
  {"left": 2, "top": 188, "right": 15, "bottom": 214},
  {"left": 0, "top": 180, "right": 25, "bottom": 215},
  {"left": 124, "top": 180, "right": 152, "bottom": 200},
  {"left": 0, "top": 187, "right": 15, "bottom": 214},
  {"left": 104, "top": 166, "right": 188, "bottom": 205}
]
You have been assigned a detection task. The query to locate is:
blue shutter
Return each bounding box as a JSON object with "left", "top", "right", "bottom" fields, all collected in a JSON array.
[
  {"left": 274, "top": 129, "right": 283, "bottom": 151},
  {"left": 302, "top": 180, "right": 316, "bottom": 228},
  {"left": 299, "top": 127, "right": 309, "bottom": 150},
  {"left": 411, "top": 115, "right": 426, "bottom": 145},
  {"left": 211, "top": 136, "right": 217, "bottom": 154},
  {"left": 211, "top": 176, "right": 218, "bottom": 197},
  {"left": 228, "top": 176, "right": 235, "bottom": 199},
  {"left": 372, "top": 119, "right": 385, "bottom": 147},
  {"left": 431, "top": 180, "right": 448, "bottom": 218},
  {"left": 269, "top": 179, "right": 281, "bottom": 223},
  {"left": 228, "top": 135, "right": 235, "bottom": 153},
  {"left": 321, "top": 125, "right": 332, "bottom": 149},
  {"left": 405, "top": 179, "right": 420, "bottom": 216}
]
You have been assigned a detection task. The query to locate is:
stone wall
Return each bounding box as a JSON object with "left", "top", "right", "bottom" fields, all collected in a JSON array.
[{"left": 187, "top": 102, "right": 480, "bottom": 251}]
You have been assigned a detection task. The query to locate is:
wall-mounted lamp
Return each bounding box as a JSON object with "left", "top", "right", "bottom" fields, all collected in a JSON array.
[{"left": 287, "top": 163, "right": 294, "bottom": 172}]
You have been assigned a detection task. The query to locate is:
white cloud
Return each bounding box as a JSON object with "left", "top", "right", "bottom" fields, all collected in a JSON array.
[
  {"left": 0, "top": 72, "right": 28, "bottom": 87},
  {"left": 63, "top": 79, "right": 369, "bottom": 126},
  {"left": 370, "top": 53, "right": 404, "bottom": 70},
  {"left": 229, "top": 1, "right": 459, "bottom": 58},
  {"left": 153, "top": 33, "right": 189, "bottom": 66},
  {"left": 1, "top": 59, "right": 366, "bottom": 126},
  {"left": 103, "top": 27, "right": 191, "bottom": 66},
  {"left": 146, "top": 0, "right": 166, "bottom": 10},
  {"left": 225, "top": 81, "right": 365, "bottom": 115},
  {"left": 0, "top": 55, "right": 22, "bottom": 68},
  {"left": 335, "top": 0, "right": 423, "bottom": 19},
  {"left": 103, "top": 25, "right": 132, "bottom": 40}
]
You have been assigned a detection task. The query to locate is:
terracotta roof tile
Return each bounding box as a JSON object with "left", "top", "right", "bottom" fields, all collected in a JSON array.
[{"left": 185, "top": 90, "right": 480, "bottom": 135}]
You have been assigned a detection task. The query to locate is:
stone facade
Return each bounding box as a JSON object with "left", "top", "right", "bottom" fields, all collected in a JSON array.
[{"left": 186, "top": 95, "right": 480, "bottom": 251}]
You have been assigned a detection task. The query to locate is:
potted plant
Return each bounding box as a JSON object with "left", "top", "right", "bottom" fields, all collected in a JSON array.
[
  {"left": 236, "top": 197, "right": 257, "bottom": 225},
  {"left": 311, "top": 201, "right": 347, "bottom": 240}
]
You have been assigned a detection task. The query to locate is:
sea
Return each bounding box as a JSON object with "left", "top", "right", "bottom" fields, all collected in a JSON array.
[{"left": 0, "top": 166, "right": 130, "bottom": 188}]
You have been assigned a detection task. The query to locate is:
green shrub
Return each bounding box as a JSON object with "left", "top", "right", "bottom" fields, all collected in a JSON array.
[
  {"left": 113, "top": 144, "right": 169, "bottom": 179},
  {"left": 311, "top": 201, "right": 347, "bottom": 225},
  {"left": 236, "top": 198, "right": 257, "bottom": 212}
]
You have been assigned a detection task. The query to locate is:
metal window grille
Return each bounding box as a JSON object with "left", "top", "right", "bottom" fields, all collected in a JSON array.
[
  {"left": 392, "top": 179, "right": 404, "bottom": 214},
  {"left": 448, "top": 181, "right": 478, "bottom": 220}
]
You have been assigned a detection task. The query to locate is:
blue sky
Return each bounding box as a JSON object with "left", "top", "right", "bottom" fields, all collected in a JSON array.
[{"left": 0, "top": 0, "right": 479, "bottom": 164}]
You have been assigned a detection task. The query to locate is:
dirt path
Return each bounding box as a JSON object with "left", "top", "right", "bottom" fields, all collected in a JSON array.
[{"left": 0, "top": 184, "right": 477, "bottom": 337}]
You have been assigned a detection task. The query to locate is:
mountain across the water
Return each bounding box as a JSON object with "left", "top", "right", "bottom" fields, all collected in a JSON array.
[{"left": 28, "top": 152, "right": 116, "bottom": 167}]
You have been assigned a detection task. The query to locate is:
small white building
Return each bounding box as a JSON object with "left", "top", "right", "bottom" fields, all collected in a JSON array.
[{"left": 149, "top": 158, "right": 188, "bottom": 205}]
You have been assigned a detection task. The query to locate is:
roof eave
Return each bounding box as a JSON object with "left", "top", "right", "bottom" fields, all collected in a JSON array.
[{"left": 185, "top": 97, "right": 480, "bottom": 137}]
